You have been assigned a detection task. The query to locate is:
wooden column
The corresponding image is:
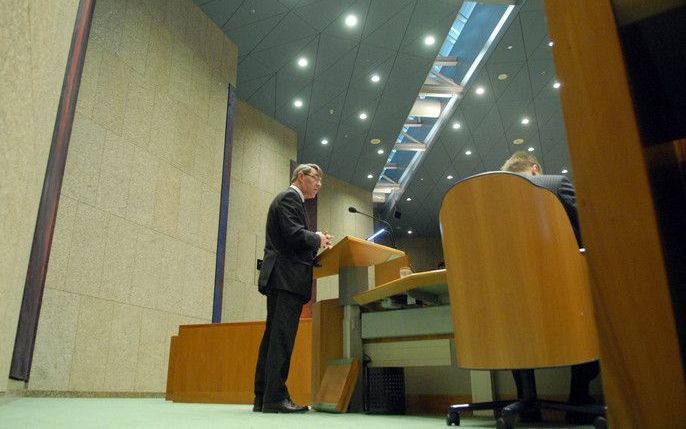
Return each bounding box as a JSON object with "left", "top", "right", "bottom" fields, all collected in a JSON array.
[{"left": 544, "top": 1, "right": 686, "bottom": 426}]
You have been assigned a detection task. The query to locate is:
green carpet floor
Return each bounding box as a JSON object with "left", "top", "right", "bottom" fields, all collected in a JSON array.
[{"left": 0, "top": 398, "right": 595, "bottom": 429}]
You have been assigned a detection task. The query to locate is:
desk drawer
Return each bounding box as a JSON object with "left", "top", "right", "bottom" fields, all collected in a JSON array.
[
  {"left": 361, "top": 306, "right": 453, "bottom": 339},
  {"left": 364, "top": 339, "right": 453, "bottom": 367}
]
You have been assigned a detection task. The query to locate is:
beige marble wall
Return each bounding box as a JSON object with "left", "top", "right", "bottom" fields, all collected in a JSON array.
[
  {"left": 0, "top": 0, "right": 80, "bottom": 393},
  {"left": 28, "top": 0, "right": 237, "bottom": 393},
  {"left": 221, "top": 101, "right": 297, "bottom": 323},
  {"left": 314, "top": 177, "right": 374, "bottom": 301}
]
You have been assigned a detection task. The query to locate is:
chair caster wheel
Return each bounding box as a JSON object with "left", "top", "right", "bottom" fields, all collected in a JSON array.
[
  {"left": 446, "top": 410, "right": 460, "bottom": 426},
  {"left": 593, "top": 416, "right": 608, "bottom": 429},
  {"left": 496, "top": 416, "right": 514, "bottom": 429}
]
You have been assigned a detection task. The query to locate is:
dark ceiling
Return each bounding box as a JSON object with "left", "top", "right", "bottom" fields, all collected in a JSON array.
[{"left": 196, "top": 0, "right": 573, "bottom": 237}]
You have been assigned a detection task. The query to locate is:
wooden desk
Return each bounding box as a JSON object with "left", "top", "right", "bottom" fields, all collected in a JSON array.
[{"left": 352, "top": 269, "right": 495, "bottom": 410}]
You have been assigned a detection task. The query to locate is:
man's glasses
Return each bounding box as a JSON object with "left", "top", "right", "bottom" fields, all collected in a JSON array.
[{"left": 305, "top": 173, "right": 322, "bottom": 184}]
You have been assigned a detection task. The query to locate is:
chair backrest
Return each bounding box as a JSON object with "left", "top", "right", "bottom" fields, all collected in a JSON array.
[{"left": 439, "top": 172, "right": 599, "bottom": 370}]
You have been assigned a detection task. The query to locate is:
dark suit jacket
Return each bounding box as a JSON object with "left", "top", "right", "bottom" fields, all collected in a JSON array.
[
  {"left": 258, "top": 187, "right": 321, "bottom": 300},
  {"left": 526, "top": 174, "right": 582, "bottom": 247}
]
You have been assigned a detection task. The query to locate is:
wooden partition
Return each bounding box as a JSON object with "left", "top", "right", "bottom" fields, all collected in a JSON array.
[
  {"left": 166, "top": 319, "right": 311, "bottom": 405},
  {"left": 544, "top": 1, "right": 686, "bottom": 426}
]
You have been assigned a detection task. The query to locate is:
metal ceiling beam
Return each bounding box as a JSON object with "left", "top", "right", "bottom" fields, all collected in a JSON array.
[
  {"left": 419, "top": 83, "right": 464, "bottom": 97},
  {"left": 394, "top": 143, "right": 427, "bottom": 152},
  {"left": 400, "top": 131, "right": 425, "bottom": 145},
  {"left": 434, "top": 56, "right": 458, "bottom": 66}
]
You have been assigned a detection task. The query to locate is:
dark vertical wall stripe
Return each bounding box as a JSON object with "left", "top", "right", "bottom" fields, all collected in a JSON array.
[
  {"left": 212, "top": 84, "right": 237, "bottom": 323},
  {"left": 10, "top": 0, "right": 96, "bottom": 381}
]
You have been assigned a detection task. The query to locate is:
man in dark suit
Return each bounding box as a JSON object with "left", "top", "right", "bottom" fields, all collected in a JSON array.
[
  {"left": 253, "top": 163, "right": 332, "bottom": 414},
  {"left": 502, "top": 151, "right": 601, "bottom": 424}
]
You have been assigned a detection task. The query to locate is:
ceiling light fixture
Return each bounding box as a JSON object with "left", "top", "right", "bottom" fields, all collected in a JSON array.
[
  {"left": 452, "top": 122, "right": 461, "bottom": 129},
  {"left": 475, "top": 86, "right": 485, "bottom": 95},
  {"left": 406, "top": 197, "right": 412, "bottom": 202},
  {"left": 297, "top": 57, "right": 308, "bottom": 67},
  {"left": 367, "top": 173, "right": 373, "bottom": 179},
  {"left": 321, "top": 138, "right": 328, "bottom": 145},
  {"left": 465, "top": 150, "right": 472, "bottom": 156},
  {"left": 370, "top": 138, "right": 381, "bottom": 145},
  {"left": 507, "top": 45, "right": 513, "bottom": 50},
  {"left": 424, "top": 35, "right": 436, "bottom": 46},
  {"left": 359, "top": 112, "right": 368, "bottom": 120},
  {"left": 407, "top": 230, "right": 413, "bottom": 235},
  {"left": 498, "top": 73, "right": 508, "bottom": 80},
  {"left": 293, "top": 99, "right": 303, "bottom": 108},
  {"left": 521, "top": 117, "right": 530, "bottom": 125},
  {"left": 345, "top": 14, "right": 358, "bottom": 27},
  {"left": 513, "top": 138, "right": 524, "bottom": 145},
  {"left": 548, "top": 41, "right": 554, "bottom": 47},
  {"left": 527, "top": 147, "right": 535, "bottom": 152},
  {"left": 561, "top": 169, "right": 568, "bottom": 174},
  {"left": 377, "top": 149, "right": 384, "bottom": 155},
  {"left": 371, "top": 73, "right": 380, "bottom": 83},
  {"left": 446, "top": 175, "right": 454, "bottom": 180},
  {"left": 553, "top": 81, "right": 561, "bottom": 89}
]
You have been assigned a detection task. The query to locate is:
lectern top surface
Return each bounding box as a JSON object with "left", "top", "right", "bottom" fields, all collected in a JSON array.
[{"left": 313, "top": 236, "right": 405, "bottom": 279}]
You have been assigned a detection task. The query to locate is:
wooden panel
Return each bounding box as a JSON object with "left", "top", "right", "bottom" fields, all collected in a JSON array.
[
  {"left": 314, "top": 236, "right": 405, "bottom": 279},
  {"left": 440, "top": 173, "right": 599, "bottom": 369},
  {"left": 166, "top": 319, "right": 311, "bottom": 405},
  {"left": 312, "top": 358, "right": 360, "bottom": 413},
  {"left": 212, "top": 84, "right": 236, "bottom": 323},
  {"left": 544, "top": 1, "right": 686, "bottom": 426},
  {"left": 311, "top": 299, "right": 343, "bottom": 403},
  {"left": 10, "top": 0, "right": 96, "bottom": 381},
  {"left": 355, "top": 269, "right": 446, "bottom": 305},
  {"left": 374, "top": 255, "right": 409, "bottom": 286}
]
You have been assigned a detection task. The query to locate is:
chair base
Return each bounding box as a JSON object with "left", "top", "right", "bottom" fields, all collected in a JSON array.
[{"left": 446, "top": 398, "right": 607, "bottom": 428}]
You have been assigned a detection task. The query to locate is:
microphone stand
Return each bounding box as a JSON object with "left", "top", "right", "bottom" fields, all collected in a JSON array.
[{"left": 349, "top": 207, "right": 397, "bottom": 249}]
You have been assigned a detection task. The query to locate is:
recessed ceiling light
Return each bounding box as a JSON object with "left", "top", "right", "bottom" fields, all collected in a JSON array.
[
  {"left": 507, "top": 45, "right": 513, "bottom": 50},
  {"left": 452, "top": 122, "right": 461, "bottom": 129},
  {"left": 329, "top": 109, "right": 335, "bottom": 115},
  {"left": 359, "top": 112, "right": 368, "bottom": 120},
  {"left": 498, "top": 73, "right": 508, "bottom": 80},
  {"left": 370, "top": 138, "right": 381, "bottom": 144},
  {"left": 424, "top": 35, "right": 436, "bottom": 46},
  {"left": 297, "top": 57, "right": 308, "bottom": 68},
  {"left": 527, "top": 147, "right": 535, "bottom": 152},
  {"left": 406, "top": 197, "right": 412, "bottom": 202},
  {"left": 446, "top": 175, "right": 454, "bottom": 180},
  {"left": 465, "top": 150, "right": 472, "bottom": 156},
  {"left": 475, "top": 86, "right": 485, "bottom": 95},
  {"left": 420, "top": 178, "right": 424, "bottom": 181},
  {"left": 521, "top": 117, "right": 530, "bottom": 125},
  {"left": 561, "top": 168, "right": 568, "bottom": 174},
  {"left": 321, "top": 138, "right": 328, "bottom": 145},
  {"left": 377, "top": 148, "right": 384, "bottom": 155},
  {"left": 548, "top": 41, "right": 554, "bottom": 47},
  {"left": 553, "top": 81, "right": 561, "bottom": 89},
  {"left": 371, "top": 73, "right": 380, "bottom": 83},
  {"left": 293, "top": 99, "right": 303, "bottom": 108},
  {"left": 513, "top": 138, "right": 524, "bottom": 145},
  {"left": 407, "top": 230, "right": 413, "bottom": 235},
  {"left": 367, "top": 173, "right": 373, "bottom": 179},
  {"left": 345, "top": 14, "right": 358, "bottom": 27}
]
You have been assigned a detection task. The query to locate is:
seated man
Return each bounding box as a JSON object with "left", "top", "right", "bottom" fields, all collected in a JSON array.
[{"left": 501, "top": 151, "right": 601, "bottom": 424}]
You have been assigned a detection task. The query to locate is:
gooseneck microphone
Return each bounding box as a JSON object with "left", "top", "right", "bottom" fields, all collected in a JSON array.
[{"left": 348, "top": 206, "right": 396, "bottom": 248}]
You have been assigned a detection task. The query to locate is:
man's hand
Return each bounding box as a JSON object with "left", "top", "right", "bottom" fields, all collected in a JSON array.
[{"left": 316, "top": 231, "right": 333, "bottom": 250}]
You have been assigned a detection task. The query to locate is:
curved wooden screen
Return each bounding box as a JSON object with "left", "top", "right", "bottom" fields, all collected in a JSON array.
[{"left": 439, "top": 172, "right": 599, "bottom": 369}]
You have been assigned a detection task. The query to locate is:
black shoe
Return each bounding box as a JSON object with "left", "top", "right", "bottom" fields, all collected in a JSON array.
[
  {"left": 262, "top": 398, "right": 309, "bottom": 413},
  {"left": 565, "top": 395, "right": 601, "bottom": 424},
  {"left": 519, "top": 408, "right": 542, "bottom": 423},
  {"left": 252, "top": 397, "right": 263, "bottom": 412}
]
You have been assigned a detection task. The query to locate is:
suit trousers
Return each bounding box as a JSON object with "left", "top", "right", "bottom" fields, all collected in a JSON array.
[{"left": 254, "top": 288, "right": 305, "bottom": 403}]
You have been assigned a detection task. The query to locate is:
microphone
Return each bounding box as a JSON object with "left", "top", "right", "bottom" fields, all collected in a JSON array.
[{"left": 348, "top": 206, "right": 396, "bottom": 248}]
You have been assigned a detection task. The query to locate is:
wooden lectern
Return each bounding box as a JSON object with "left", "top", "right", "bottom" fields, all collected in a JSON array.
[{"left": 312, "top": 236, "right": 404, "bottom": 411}]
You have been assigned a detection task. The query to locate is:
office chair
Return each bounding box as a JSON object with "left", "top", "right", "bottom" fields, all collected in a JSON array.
[{"left": 438, "top": 172, "right": 607, "bottom": 429}]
